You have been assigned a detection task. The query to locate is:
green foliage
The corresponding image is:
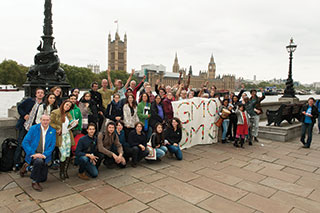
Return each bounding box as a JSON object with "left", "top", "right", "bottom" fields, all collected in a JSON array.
[{"left": 0, "top": 59, "right": 28, "bottom": 87}]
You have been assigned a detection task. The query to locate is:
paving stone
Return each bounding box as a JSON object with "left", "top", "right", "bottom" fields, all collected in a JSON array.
[
  {"left": 178, "top": 151, "right": 200, "bottom": 161},
  {"left": 152, "top": 177, "right": 211, "bottom": 204},
  {"left": 0, "top": 187, "right": 23, "bottom": 206},
  {"left": 107, "top": 199, "right": 148, "bottom": 213},
  {"left": 72, "top": 179, "right": 106, "bottom": 192},
  {"left": 149, "top": 194, "right": 208, "bottom": 213},
  {"left": 294, "top": 158, "right": 320, "bottom": 168},
  {"left": 248, "top": 153, "right": 278, "bottom": 163},
  {"left": 191, "top": 158, "right": 229, "bottom": 170},
  {"left": 81, "top": 185, "right": 131, "bottom": 209},
  {"left": 274, "top": 159, "right": 317, "bottom": 173},
  {"left": 235, "top": 180, "right": 277, "bottom": 198},
  {"left": 242, "top": 163, "right": 264, "bottom": 172},
  {"left": 198, "top": 195, "right": 254, "bottom": 213},
  {"left": 289, "top": 208, "right": 307, "bottom": 213},
  {"left": 7, "top": 200, "right": 40, "bottom": 213},
  {"left": 224, "top": 158, "right": 249, "bottom": 168},
  {"left": 120, "top": 182, "right": 167, "bottom": 203},
  {"left": 138, "top": 172, "right": 167, "bottom": 183},
  {"left": 140, "top": 208, "right": 160, "bottom": 213},
  {"left": 105, "top": 175, "right": 139, "bottom": 188},
  {"left": 296, "top": 176, "right": 320, "bottom": 190},
  {"left": 0, "top": 206, "right": 12, "bottom": 213},
  {"left": 166, "top": 159, "right": 205, "bottom": 172},
  {"left": 308, "top": 189, "right": 320, "bottom": 202},
  {"left": 258, "top": 167, "right": 301, "bottom": 183},
  {"left": 159, "top": 166, "right": 200, "bottom": 182},
  {"left": 270, "top": 190, "right": 320, "bottom": 212},
  {"left": 283, "top": 167, "right": 320, "bottom": 181},
  {"left": 141, "top": 161, "right": 171, "bottom": 171},
  {"left": 16, "top": 193, "right": 30, "bottom": 201},
  {"left": 196, "top": 167, "right": 242, "bottom": 185},
  {"left": 259, "top": 162, "right": 285, "bottom": 170},
  {"left": 0, "top": 173, "right": 14, "bottom": 190},
  {"left": 3, "top": 181, "right": 18, "bottom": 190},
  {"left": 239, "top": 193, "right": 293, "bottom": 213},
  {"left": 97, "top": 167, "right": 126, "bottom": 180},
  {"left": 220, "top": 166, "right": 266, "bottom": 182},
  {"left": 62, "top": 203, "right": 104, "bottom": 213},
  {"left": 190, "top": 176, "right": 248, "bottom": 201},
  {"left": 123, "top": 166, "right": 156, "bottom": 178},
  {"left": 260, "top": 177, "right": 313, "bottom": 197},
  {"left": 40, "top": 193, "right": 89, "bottom": 213}
]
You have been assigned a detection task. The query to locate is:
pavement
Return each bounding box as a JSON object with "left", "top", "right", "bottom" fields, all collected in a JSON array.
[{"left": 1, "top": 127, "right": 320, "bottom": 213}]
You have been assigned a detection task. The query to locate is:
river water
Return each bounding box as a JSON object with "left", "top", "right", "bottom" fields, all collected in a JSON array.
[{"left": 1, "top": 90, "right": 319, "bottom": 118}]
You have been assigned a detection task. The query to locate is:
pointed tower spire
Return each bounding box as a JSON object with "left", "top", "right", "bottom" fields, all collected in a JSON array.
[{"left": 172, "top": 52, "right": 180, "bottom": 73}]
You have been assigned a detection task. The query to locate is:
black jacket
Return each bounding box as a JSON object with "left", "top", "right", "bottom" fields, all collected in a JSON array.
[
  {"left": 16, "top": 98, "right": 39, "bottom": 129},
  {"left": 75, "top": 135, "right": 97, "bottom": 157},
  {"left": 128, "top": 130, "right": 147, "bottom": 147},
  {"left": 90, "top": 90, "right": 104, "bottom": 112},
  {"left": 301, "top": 104, "right": 319, "bottom": 124},
  {"left": 149, "top": 102, "right": 165, "bottom": 129},
  {"left": 105, "top": 100, "right": 123, "bottom": 122},
  {"left": 150, "top": 133, "right": 164, "bottom": 148},
  {"left": 164, "top": 127, "right": 182, "bottom": 145}
]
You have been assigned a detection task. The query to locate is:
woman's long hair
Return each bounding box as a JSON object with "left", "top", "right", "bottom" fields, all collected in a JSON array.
[
  {"left": 168, "top": 117, "right": 182, "bottom": 130},
  {"left": 59, "top": 100, "right": 74, "bottom": 123},
  {"left": 44, "top": 92, "right": 58, "bottom": 111},
  {"left": 154, "top": 122, "right": 164, "bottom": 145}
]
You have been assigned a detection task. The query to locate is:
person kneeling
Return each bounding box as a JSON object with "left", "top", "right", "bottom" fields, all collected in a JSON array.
[
  {"left": 75, "top": 123, "right": 99, "bottom": 180},
  {"left": 97, "top": 122, "right": 126, "bottom": 169},
  {"left": 20, "top": 114, "right": 56, "bottom": 192},
  {"left": 150, "top": 123, "right": 168, "bottom": 160},
  {"left": 127, "top": 122, "right": 149, "bottom": 167},
  {"left": 164, "top": 117, "right": 183, "bottom": 160}
]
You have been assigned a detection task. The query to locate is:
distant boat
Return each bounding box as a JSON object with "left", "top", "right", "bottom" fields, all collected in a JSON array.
[
  {"left": 265, "top": 87, "right": 278, "bottom": 96},
  {"left": 0, "top": 85, "right": 19, "bottom": 92}
]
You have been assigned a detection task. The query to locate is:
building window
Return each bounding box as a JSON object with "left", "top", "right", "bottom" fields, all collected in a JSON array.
[
  {"left": 111, "top": 53, "right": 115, "bottom": 60},
  {"left": 118, "top": 53, "right": 124, "bottom": 59}
]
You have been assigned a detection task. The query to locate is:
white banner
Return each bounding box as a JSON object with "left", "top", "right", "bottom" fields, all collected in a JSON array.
[{"left": 172, "top": 98, "right": 221, "bottom": 149}]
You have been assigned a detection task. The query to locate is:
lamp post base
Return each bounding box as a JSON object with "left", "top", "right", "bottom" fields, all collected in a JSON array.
[{"left": 278, "top": 96, "right": 299, "bottom": 104}]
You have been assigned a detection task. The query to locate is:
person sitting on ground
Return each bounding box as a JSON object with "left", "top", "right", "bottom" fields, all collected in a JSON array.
[
  {"left": 115, "top": 121, "right": 131, "bottom": 162},
  {"left": 300, "top": 97, "right": 319, "bottom": 148},
  {"left": 75, "top": 123, "right": 99, "bottom": 180},
  {"left": 97, "top": 121, "right": 126, "bottom": 168},
  {"left": 20, "top": 114, "right": 56, "bottom": 192},
  {"left": 164, "top": 117, "right": 183, "bottom": 160},
  {"left": 150, "top": 123, "right": 168, "bottom": 160},
  {"left": 127, "top": 122, "right": 149, "bottom": 167}
]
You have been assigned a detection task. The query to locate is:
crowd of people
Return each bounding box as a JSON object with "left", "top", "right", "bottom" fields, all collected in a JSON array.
[{"left": 14, "top": 69, "right": 319, "bottom": 191}]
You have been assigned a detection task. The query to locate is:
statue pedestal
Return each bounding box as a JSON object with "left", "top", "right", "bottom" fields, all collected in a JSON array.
[
  {"left": 278, "top": 96, "right": 299, "bottom": 104},
  {"left": 23, "top": 81, "right": 71, "bottom": 98}
]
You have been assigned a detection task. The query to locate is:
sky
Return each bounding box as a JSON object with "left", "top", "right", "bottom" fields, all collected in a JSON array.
[{"left": 0, "top": 0, "right": 319, "bottom": 84}]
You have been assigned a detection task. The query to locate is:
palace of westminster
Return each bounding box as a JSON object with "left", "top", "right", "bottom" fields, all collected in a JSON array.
[{"left": 107, "top": 31, "right": 235, "bottom": 92}]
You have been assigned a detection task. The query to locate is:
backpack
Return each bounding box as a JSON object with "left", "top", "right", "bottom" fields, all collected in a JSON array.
[{"left": 0, "top": 138, "right": 18, "bottom": 172}]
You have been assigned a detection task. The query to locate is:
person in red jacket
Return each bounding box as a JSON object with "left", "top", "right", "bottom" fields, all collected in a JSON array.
[
  {"left": 162, "top": 92, "right": 174, "bottom": 121},
  {"left": 129, "top": 76, "right": 146, "bottom": 99}
]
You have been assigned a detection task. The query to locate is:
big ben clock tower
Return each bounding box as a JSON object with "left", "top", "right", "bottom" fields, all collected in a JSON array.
[{"left": 208, "top": 54, "right": 216, "bottom": 79}]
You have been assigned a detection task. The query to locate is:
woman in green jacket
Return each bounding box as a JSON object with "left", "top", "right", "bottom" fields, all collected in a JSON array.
[{"left": 137, "top": 93, "right": 152, "bottom": 140}]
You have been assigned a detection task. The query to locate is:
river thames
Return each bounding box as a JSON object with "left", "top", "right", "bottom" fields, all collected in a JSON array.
[{"left": 1, "top": 90, "right": 319, "bottom": 118}]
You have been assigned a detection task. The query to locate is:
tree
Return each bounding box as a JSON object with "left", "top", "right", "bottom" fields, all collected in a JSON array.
[{"left": 0, "top": 59, "right": 28, "bottom": 87}]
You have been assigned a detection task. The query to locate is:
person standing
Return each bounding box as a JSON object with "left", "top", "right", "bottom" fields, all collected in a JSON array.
[
  {"left": 14, "top": 88, "right": 45, "bottom": 171},
  {"left": 89, "top": 82, "right": 104, "bottom": 131},
  {"left": 105, "top": 94, "right": 123, "bottom": 123},
  {"left": 35, "top": 93, "right": 58, "bottom": 124},
  {"left": 98, "top": 70, "right": 115, "bottom": 109},
  {"left": 149, "top": 95, "right": 165, "bottom": 131},
  {"left": 234, "top": 104, "right": 249, "bottom": 148},
  {"left": 79, "top": 92, "right": 99, "bottom": 132},
  {"left": 162, "top": 92, "right": 174, "bottom": 122},
  {"left": 249, "top": 88, "right": 265, "bottom": 142},
  {"left": 300, "top": 97, "right": 319, "bottom": 148},
  {"left": 69, "top": 94, "right": 83, "bottom": 136},
  {"left": 20, "top": 114, "right": 56, "bottom": 191},
  {"left": 50, "top": 86, "right": 63, "bottom": 106},
  {"left": 75, "top": 123, "right": 99, "bottom": 180},
  {"left": 123, "top": 94, "right": 139, "bottom": 139},
  {"left": 138, "top": 93, "right": 152, "bottom": 140},
  {"left": 315, "top": 99, "right": 320, "bottom": 134},
  {"left": 50, "top": 100, "right": 77, "bottom": 180}
]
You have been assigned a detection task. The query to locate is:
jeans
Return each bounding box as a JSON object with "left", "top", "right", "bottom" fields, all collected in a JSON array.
[
  {"left": 75, "top": 156, "right": 98, "bottom": 178},
  {"left": 95, "top": 152, "right": 126, "bottom": 168},
  {"left": 126, "top": 146, "right": 149, "bottom": 164},
  {"left": 155, "top": 146, "right": 168, "bottom": 159},
  {"left": 14, "top": 126, "right": 27, "bottom": 166},
  {"left": 167, "top": 144, "right": 183, "bottom": 160},
  {"left": 30, "top": 158, "right": 48, "bottom": 183},
  {"left": 318, "top": 114, "right": 320, "bottom": 132},
  {"left": 301, "top": 123, "right": 314, "bottom": 147},
  {"left": 252, "top": 115, "right": 260, "bottom": 137},
  {"left": 222, "top": 119, "right": 229, "bottom": 140}
]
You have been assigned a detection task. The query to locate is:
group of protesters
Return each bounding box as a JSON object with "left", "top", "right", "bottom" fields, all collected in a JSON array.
[{"left": 14, "top": 69, "right": 319, "bottom": 191}]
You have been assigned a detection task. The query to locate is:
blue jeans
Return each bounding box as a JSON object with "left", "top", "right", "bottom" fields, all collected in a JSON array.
[
  {"left": 301, "top": 123, "right": 314, "bottom": 147},
  {"left": 222, "top": 119, "right": 230, "bottom": 140},
  {"left": 75, "top": 156, "right": 98, "bottom": 178},
  {"left": 167, "top": 145, "right": 183, "bottom": 160},
  {"left": 318, "top": 114, "right": 320, "bottom": 132},
  {"left": 156, "top": 146, "right": 168, "bottom": 159}
]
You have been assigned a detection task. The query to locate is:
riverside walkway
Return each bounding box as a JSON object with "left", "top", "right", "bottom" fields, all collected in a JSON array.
[{"left": 1, "top": 128, "right": 320, "bottom": 213}]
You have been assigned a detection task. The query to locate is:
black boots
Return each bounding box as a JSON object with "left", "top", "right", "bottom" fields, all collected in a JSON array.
[
  {"left": 240, "top": 138, "right": 245, "bottom": 148},
  {"left": 64, "top": 157, "right": 70, "bottom": 179},
  {"left": 234, "top": 138, "right": 245, "bottom": 148},
  {"left": 233, "top": 139, "right": 239, "bottom": 147},
  {"left": 60, "top": 161, "right": 66, "bottom": 180}
]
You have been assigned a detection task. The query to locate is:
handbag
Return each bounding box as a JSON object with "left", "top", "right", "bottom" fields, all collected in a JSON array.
[{"left": 145, "top": 139, "right": 157, "bottom": 160}]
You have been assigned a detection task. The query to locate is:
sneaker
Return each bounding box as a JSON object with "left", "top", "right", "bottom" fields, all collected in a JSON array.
[
  {"left": 78, "top": 172, "right": 90, "bottom": 180},
  {"left": 32, "top": 182, "right": 43, "bottom": 192},
  {"left": 249, "top": 141, "right": 253, "bottom": 146},
  {"left": 20, "top": 163, "right": 29, "bottom": 177}
]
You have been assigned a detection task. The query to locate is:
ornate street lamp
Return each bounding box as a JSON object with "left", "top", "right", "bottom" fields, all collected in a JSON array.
[{"left": 282, "top": 38, "right": 297, "bottom": 98}]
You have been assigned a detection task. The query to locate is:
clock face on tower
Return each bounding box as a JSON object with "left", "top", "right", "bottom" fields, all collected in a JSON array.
[{"left": 209, "top": 65, "right": 212, "bottom": 69}]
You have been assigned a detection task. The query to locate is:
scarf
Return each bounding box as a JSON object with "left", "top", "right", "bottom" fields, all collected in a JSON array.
[{"left": 24, "top": 101, "right": 41, "bottom": 131}]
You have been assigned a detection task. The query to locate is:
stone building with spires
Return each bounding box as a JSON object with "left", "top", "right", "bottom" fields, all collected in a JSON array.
[
  {"left": 135, "top": 54, "right": 235, "bottom": 92},
  {"left": 108, "top": 32, "right": 127, "bottom": 71}
]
